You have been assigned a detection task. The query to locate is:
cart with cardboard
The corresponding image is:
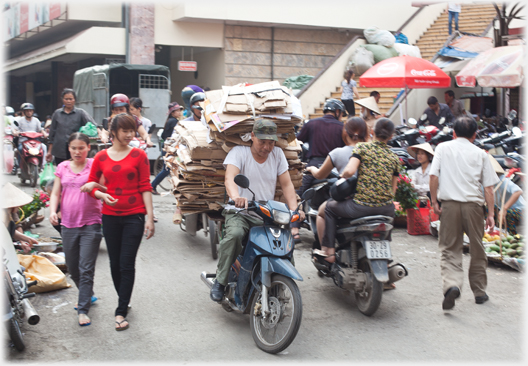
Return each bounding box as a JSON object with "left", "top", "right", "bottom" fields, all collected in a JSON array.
[{"left": 162, "top": 81, "right": 304, "bottom": 259}]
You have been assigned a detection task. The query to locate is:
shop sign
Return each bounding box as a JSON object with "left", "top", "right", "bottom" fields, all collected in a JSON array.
[{"left": 178, "top": 61, "right": 197, "bottom": 72}]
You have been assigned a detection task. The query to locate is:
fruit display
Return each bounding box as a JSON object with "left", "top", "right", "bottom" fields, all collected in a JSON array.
[{"left": 483, "top": 233, "right": 525, "bottom": 271}]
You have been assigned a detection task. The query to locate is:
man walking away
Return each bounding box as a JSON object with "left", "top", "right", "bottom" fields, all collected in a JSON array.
[{"left": 430, "top": 116, "right": 499, "bottom": 310}]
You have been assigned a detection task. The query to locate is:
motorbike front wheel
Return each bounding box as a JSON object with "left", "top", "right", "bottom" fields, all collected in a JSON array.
[
  {"left": 355, "top": 258, "right": 383, "bottom": 316},
  {"left": 7, "top": 317, "right": 25, "bottom": 351},
  {"left": 250, "top": 274, "right": 302, "bottom": 354},
  {"left": 29, "top": 163, "right": 38, "bottom": 188}
]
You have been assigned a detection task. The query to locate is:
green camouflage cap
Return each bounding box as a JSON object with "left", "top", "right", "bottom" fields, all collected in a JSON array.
[{"left": 253, "top": 118, "right": 278, "bottom": 141}]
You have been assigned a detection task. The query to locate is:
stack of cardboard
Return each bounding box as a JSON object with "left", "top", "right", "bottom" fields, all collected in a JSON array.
[{"left": 163, "top": 81, "right": 305, "bottom": 215}]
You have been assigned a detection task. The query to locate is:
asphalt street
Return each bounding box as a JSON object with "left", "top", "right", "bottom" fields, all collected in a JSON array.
[{"left": 3, "top": 173, "right": 526, "bottom": 363}]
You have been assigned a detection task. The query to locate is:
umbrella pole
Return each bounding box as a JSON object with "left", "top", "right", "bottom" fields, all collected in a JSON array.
[{"left": 405, "top": 86, "right": 409, "bottom": 124}]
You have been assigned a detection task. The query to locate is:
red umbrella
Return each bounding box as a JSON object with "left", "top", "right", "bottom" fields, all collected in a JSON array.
[
  {"left": 360, "top": 55, "right": 451, "bottom": 88},
  {"left": 360, "top": 56, "right": 451, "bottom": 122}
]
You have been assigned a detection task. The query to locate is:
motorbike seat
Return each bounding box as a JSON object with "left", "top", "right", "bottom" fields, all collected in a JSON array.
[{"left": 336, "top": 215, "right": 394, "bottom": 228}]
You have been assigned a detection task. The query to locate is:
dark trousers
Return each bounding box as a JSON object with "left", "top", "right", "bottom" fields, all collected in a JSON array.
[
  {"left": 292, "top": 157, "right": 326, "bottom": 229},
  {"left": 342, "top": 99, "right": 356, "bottom": 117},
  {"left": 102, "top": 214, "right": 145, "bottom": 317},
  {"left": 54, "top": 157, "right": 68, "bottom": 166},
  {"left": 151, "top": 150, "right": 169, "bottom": 190}
]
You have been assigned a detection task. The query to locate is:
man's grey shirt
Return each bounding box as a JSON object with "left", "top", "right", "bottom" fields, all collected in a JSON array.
[
  {"left": 422, "top": 103, "right": 454, "bottom": 128},
  {"left": 49, "top": 107, "right": 94, "bottom": 159}
]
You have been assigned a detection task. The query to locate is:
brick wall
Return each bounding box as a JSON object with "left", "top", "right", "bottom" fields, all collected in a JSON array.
[
  {"left": 129, "top": 4, "right": 155, "bottom": 65},
  {"left": 225, "top": 25, "right": 352, "bottom": 86}
]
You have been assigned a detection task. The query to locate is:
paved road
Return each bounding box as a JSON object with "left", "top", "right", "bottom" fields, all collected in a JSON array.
[{"left": 4, "top": 174, "right": 526, "bottom": 362}]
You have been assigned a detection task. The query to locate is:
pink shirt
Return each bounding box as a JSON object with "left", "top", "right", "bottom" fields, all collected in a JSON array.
[{"left": 55, "top": 159, "right": 102, "bottom": 228}]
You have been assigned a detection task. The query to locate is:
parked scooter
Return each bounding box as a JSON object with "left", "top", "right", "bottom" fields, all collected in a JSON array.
[
  {"left": 201, "top": 174, "right": 308, "bottom": 354},
  {"left": 16, "top": 131, "right": 44, "bottom": 187},
  {"left": 2, "top": 227, "right": 40, "bottom": 351},
  {"left": 310, "top": 196, "right": 408, "bottom": 316}
]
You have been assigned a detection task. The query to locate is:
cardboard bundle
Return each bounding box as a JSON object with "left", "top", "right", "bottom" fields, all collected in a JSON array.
[{"left": 165, "top": 81, "right": 305, "bottom": 215}]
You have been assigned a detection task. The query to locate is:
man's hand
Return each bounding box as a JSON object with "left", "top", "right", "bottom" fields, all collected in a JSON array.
[
  {"left": 485, "top": 214, "right": 495, "bottom": 232},
  {"left": 433, "top": 201, "right": 442, "bottom": 216},
  {"left": 298, "top": 210, "right": 305, "bottom": 222},
  {"left": 45, "top": 152, "right": 53, "bottom": 162},
  {"left": 233, "top": 197, "right": 248, "bottom": 209}
]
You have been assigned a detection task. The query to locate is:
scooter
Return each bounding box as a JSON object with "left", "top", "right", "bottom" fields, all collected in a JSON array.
[
  {"left": 201, "top": 174, "right": 309, "bottom": 354},
  {"left": 309, "top": 189, "right": 408, "bottom": 316},
  {"left": 2, "top": 227, "right": 40, "bottom": 351},
  {"left": 16, "top": 131, "right": 44, "bottom": 187}
]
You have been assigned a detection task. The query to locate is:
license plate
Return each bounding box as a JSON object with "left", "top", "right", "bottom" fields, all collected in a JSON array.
[{"left": 364, "top": 240, "right": 391, "bottom": 259}]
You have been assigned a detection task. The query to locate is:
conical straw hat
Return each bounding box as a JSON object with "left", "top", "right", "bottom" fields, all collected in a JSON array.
[
  {"left": 354, "top": 96, "right": 381, "bottom": 115},
  {"left": 1, "top": 183, "right": 33, "bottom": 208},
  {"left": 488, "top": 154, "right": 505, "bottom": 175},
  {"left": 408, "top": 143, "right": 435, "bottom": 159}
]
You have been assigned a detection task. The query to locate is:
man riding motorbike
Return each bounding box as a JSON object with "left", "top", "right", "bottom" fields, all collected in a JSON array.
[
  {"left": 13, "top": 103, "right": 48, "bottom": 168},
  {"left": 183, "top": 92, "right": 206, "bottom": 122},
  {"left": 210, "top": 119, "right": 305, "bottom": 302},
  {"left": 293, "top": 98, "right": 347, "bottom": 242}
]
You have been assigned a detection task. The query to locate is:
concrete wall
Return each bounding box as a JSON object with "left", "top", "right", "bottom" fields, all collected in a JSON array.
[
  {"left": 67, "top": 3, "right": 122, "bottom": 22},
  {"left": 172, "top": 0, "right": 417, "bottom": 32},
  {"left": 130, "top": 4, "right": 155, "bottom": 65},
  {"left": 399, "top": 3, "right": 446, "bottom": 45},
  {"left": 224, "top": 25, "right": 353, "bottom": 86}
]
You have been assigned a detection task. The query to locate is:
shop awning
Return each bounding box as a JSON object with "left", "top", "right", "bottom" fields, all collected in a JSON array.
[
  {"left": 455, "top": 46, "right": 525, "bottom": 88},
  {"left": 3, "top": 27, "right": 125, "bottom": 73}
]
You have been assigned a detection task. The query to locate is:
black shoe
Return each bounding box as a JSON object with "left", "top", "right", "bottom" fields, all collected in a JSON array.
[
  {"left": 151, "top": 189, "right": 160, "bottom": 196},
  {"left": 210, "top": 280, "right": 225, "bottom": 302},
  {"left": 442, "top": 286, "right": 460, "bottom": 310},
  {"left": 475, "top": 294, "right": 489, "bottom": 304}
]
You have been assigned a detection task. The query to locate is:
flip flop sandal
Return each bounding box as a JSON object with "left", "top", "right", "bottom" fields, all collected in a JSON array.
[
  {"left": 115, "top": 318, "right": 129, "bottom": 331},
  {"left": 383, "top": 283, "right": 396, "bottom": 291},
  {"left": 293, "top": 234, "right": 302, "bottom": 244},
  {"left": 312, "top": 253, "right": 335, "bottom": 269},
  {"left": 78, "top": 314, "right": 91, "bottom": 327},
  {"left": 74, "top": 296, "right": 98, "bottom": 310}
]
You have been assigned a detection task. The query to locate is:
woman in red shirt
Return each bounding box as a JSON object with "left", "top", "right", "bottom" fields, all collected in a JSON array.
[{"left": 82, "top": 113, "right": 154, "bottom": 331}]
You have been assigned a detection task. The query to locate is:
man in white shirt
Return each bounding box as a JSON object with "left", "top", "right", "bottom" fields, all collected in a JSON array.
[
  {"left": 210, "top": 119, "right": 304, "bottom": 302},
  {"left": 13, "top": 103, "right": 48, "bottom": 168},
  {"left": 447, "top": 3, "right": 461, "bottom": 35},
  {"left": 430, "top": 116, "right": 499, "bottom": 310}
]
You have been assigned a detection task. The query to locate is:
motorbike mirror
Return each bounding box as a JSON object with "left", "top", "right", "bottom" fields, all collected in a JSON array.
[
  {"left": 301, "top": 188, "right": 315, "bottom": 201},
  {"left": 234, "top": 174, "right": 250, "bottom": 189},
  {"left": 13, "top": 120, "right": 19, "bottom": 127},
  {"left": 439, "top": 117, "right": 446, "bottom": 125},
  {"left": 420, "top": 114, "right": 427, "bottom": 121},
  {"left": 407, "top": 118, "right": 417, "bottom": 128},
  {"left": 512, "top": 127, "right": 522, "bottom": 137}
]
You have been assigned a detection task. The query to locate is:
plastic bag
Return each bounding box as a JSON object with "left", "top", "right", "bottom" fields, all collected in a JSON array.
[
  {"left": 364, "top": 26, "right": 396, "bottom": 47},
  {"left": 406, "top": 208, "right": 431, "bottom": 235},
  {"left": 393, "top": 43, "right": 422, "bottom": 58},
  {"left": 282, "top": 75, "right": 314, "bottom": 90},
  {"left": 395, "top": 32, "right": 409, "bottom": 44},
  {"left": 17, "top": 254, "right": 71, "bottom": 293},
  {"left": 350, "top": 47, "right": 375, "bottom": 75},
  {"left": 39, "top": 162, "right": 56, "bottom": 189},
  {"left": 361, "top": 44, "right": 398, "bottom": 63},
  {"left": 79, "top": 121, "right": 98, "bottom": 137}
]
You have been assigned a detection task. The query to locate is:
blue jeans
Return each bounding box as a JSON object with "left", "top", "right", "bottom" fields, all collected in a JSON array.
[
  {"left": 102, "top": 214, "right": 145, "bottom": 317},
  {"left": 448, "top": 11, "right": 459, "bottom": 35},
  {"left": 151, "top": 150, "right": 170, "bottom": 190}
]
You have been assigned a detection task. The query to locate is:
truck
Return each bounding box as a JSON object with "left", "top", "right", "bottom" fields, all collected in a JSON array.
[{"left": 72, "top": 63, "right": 171, "bottom": 163}]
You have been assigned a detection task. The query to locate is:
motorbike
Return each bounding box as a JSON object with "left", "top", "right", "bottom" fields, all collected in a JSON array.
[
  {"left": 201, "top": 174, "right": 309, "bottom": 354},
  {"left": 2, "top": 227, "right": 40, "bottom": 351},
  {"left": 16, "top": 131, "right": 44, "bottom": 187},
  {"left": 180, "top": 211, "right": 223, "bottom": 260},
  {"left": 3, "top": 125, "right": 17, "bottom": 175},
  {"left": 308, "top": 184, "right": 408, "bottom": 316}
]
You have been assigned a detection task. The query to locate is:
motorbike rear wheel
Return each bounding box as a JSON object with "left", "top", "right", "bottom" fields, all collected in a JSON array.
[
  {"left": 153, "top": 155, "right": 170, "bottom": 192},
  {"left": 7, "top": 317, "right": 25, "bottom": 351},
  {"left": 355, "top": 258, "right": 383, "bottom": 316},
  {"left": 29, "top": 163, "right": 38, "bottom": 188},
  {"left": 208, "top": 219, "right": 219, "bottom": 260},
  {"left": 250, "top": 274, "right": 302, "bottom": 354}
]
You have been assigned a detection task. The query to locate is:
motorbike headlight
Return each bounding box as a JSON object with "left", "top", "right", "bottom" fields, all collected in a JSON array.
[{"left": 272, "top": 209, "right": 291, "bottom": 225}]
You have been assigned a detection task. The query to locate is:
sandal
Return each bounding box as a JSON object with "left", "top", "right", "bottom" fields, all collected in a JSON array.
[
  {"left": 293, "top": 233, "right": 302, "bottom": 244},
  {"left": 78, "top": 314, "right": 91, "bottom": 327},
  {"left": 383, "top": 282, "right": 396, "bottom": 291},
  {"left": 115, "top": 318, "right": 129, "bottom": 331},
  {"left": 312, "top": 252, "right": 336, "bottom": 268},
  {"left": 74, "top": 296, "right": 98, "bottom": 310}
]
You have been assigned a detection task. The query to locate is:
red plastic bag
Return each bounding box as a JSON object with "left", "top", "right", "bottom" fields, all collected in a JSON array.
[{"left": 406, "top": 208, "right": 431, "bottom": 235}]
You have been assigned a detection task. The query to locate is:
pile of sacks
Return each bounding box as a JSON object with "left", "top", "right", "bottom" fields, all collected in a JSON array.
[
  {"left": 349, "top": 26, "right": 422, "bottom": 75},
  {"left": 163, "top": 81, "right": 305, "bottom": 215}
]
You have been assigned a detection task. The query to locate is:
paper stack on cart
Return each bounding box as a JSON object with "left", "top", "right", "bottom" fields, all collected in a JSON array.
[{"left": 163, "top": 81, "right": 305, "bottom": 215}]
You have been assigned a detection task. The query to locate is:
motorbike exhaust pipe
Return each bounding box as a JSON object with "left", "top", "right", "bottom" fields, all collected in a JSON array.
[
  {"left": 200, "top": 271, "right": 215, "bottom": 290},
  {"left": 388, "top": 264, "right": 408, "bottom": 284},
  {"left": 21, "top": 298, "right": 40, "bottom": 325}
]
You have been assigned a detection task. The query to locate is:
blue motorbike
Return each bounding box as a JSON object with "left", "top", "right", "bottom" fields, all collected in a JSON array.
[{"left": 201, "top": 174, "right": 311, "bottom": 354}]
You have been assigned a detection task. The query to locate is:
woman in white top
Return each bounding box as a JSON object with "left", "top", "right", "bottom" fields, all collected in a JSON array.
[
  {"left": 129, "top": 98, "right": 152, "bottom": 133},
  {"left": 305, "top": 117, "right": 368, "bottom": 247},
  {"left": 340, "top": 70, "right": 359, "bottom": 117},
  {"left": 408, "top": 143, "right": 434, "bottom": 198}
]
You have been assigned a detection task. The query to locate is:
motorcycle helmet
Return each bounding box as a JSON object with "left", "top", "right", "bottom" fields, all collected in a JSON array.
[
  {"left": 329, "top": 175, "right": 357, "bottom": 202},
  {"left": 110, "top": 93, "right": 130, "bottom": 109},
  {"left": 189, "top": 92, "right": 206, "bottom": 108},
  {"left": 323, "top": 98, "right": 347, "bottom": 116},
  {"left": 6, "top": 106, "right": 15, "bottom": 115},
  {"left": 21, "top": 103, "right": 35, "bottom": 110}
]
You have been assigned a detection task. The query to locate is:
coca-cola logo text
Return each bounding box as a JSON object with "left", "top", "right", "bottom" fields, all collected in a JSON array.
[
  {"left": 377, "top": 62, "right": 399, "bottom": 76},
  {"left": 411, "top": 69, "right": 436, "bottom": 76}
]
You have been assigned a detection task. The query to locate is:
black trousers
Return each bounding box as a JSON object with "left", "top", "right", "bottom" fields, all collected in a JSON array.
[
  {"left": 342, "top": 99, "right": 356, "bottom": 117},
  {"left": 292, "top": 157, "right": 326, "bottom": 229},
  {"left": 102, "top": 214, "right": 145, "bottom": 317}
]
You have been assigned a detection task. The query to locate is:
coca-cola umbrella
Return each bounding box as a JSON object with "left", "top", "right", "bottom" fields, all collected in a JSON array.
[
  {"left": 455, "top": 45, "right": 524, "bottom": 87},
  {"left": 359, "top": 55, "right": 451, "bottom": 122}
]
